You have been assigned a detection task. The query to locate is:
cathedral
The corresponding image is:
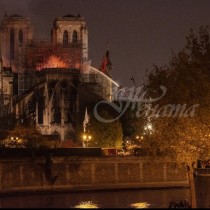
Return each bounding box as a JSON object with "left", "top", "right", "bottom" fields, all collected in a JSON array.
[{"left": 0, "top": 13, "right": 113, "bottom": 141}]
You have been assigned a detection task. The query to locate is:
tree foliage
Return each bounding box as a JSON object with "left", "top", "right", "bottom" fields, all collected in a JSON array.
[
  {"left": 89, "top": 109, "right": 123, "bottom": 148},
  {"left": 138, "top": 26, "right": 210, "bottom": 166},
  {"left": 118, "top": 100, "right": 138, "bottom": 139},
  {"left": 1, "top": 124, "right": 58, "bottom": 148}
]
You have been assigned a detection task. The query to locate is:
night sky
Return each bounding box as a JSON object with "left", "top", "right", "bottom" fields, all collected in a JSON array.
[{"left": 1, "top": 0, "right": 210, "bottom": 87}]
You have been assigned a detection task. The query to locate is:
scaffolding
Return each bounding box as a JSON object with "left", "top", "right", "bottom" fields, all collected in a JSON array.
[
  {"left": 16, "top": 39, "right": 84, "bottom": 96},
  {"left": 21, "top": 40, "right": 83, "bottom": 70}
]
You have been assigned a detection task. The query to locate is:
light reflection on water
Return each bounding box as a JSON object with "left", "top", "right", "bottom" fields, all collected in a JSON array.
[
  {"left": 0, "top": 188, "right": 190, "bottom": 208},
  {"left": 74, "top": 201, "right": 99, "bottom": 208},
  {"left": 130, "top": 202, "right": 150, "bottom": 208}
]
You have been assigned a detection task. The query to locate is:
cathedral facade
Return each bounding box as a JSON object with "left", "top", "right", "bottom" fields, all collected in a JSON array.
[{"left": 0, "top": 13, "right": 113, "bottom": 141}]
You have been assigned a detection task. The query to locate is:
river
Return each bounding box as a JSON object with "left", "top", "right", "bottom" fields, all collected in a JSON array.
[{"left": 0, "top": 188, "right": 190, "bottom": 208}]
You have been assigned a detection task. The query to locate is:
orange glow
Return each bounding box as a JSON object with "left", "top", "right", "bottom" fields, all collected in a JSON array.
[
  {"left": 36, "top": 55, "right": 69, "bottom": 70},
  {"left": 74, "top": 201, "right": 99, "bottom": 208}
]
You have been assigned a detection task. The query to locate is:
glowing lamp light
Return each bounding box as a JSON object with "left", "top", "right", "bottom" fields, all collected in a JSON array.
[
  {"left": 88, "top": 135, "right": 92, "bottom": 140},
  {"left": 82, "top": 134, "right": 92, "bottom": 147},
  {"left": 147, "top": 124, "right": 152, "bottom": 130},
  {"left": 83, "top": 135, "right": 92, "bottom": 140}
]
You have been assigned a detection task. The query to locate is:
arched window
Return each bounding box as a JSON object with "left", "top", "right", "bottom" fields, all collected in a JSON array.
[
  {"left": 72, "top": 31, "right": 78, "bottom": 44},
  {"left": 10, "top": 29, "right": 15, "bottom": 59},
  {"left": 63, "top": 30, "right": 68, "bottom": 46},
  {"left": 19, "top": 30, "right": 23, "bottom": 45}
]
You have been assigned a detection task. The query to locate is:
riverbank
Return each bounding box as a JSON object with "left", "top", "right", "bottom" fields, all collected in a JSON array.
[{"left": 0, "top": 156, "right": 189, "bottom": 195}]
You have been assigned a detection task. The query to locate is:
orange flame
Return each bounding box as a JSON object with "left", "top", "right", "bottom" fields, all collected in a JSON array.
[{"left": 36, "top": 55, "right": 69, "bottom": 71}]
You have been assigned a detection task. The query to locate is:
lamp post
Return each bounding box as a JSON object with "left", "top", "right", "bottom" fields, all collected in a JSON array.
[{"left": 83, "top": 134, "right": 92, "bottom": 147}]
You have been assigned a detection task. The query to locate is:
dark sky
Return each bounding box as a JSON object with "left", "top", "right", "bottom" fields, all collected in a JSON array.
[{"left": 1, "top": 0, "right": 210, "bottom": 87}]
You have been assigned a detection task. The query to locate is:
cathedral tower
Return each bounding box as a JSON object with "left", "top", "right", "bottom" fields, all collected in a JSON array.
[
  {"left": 0, "top": 14, "right": 33, "bottom": 72},
  {"left": 51, "top": 14, "right": 88, "bottom": 67}
]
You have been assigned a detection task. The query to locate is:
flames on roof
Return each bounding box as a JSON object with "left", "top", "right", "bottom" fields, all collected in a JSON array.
[{"left": 36, "top": 55, "right": 69, "bottom": 71}]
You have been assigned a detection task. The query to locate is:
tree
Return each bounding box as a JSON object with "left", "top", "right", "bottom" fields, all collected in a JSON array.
[
  {"left": 138, "top": 26, "right": 210, "bottom": 208},
  {"left": 0, "top": 113, "right": 16, "bottom": 141},
  {"left": 119, "top": 102, "right": 136, "bottom": 138},
  {"left": 89, "top": 109, "right": 123, "bottom": 148},
  {"left": 4, "top": 124, "right": 57, "bottom": 148}
]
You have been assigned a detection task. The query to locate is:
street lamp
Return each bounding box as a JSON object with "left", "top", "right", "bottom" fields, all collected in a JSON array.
[{"left": 83, "top": 134, "right": 92, "bottom": 147}]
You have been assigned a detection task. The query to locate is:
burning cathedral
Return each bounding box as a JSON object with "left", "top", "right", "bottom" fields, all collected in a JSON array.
[{"left": 0, "top": 13, "right": 114, "bottom": 141}]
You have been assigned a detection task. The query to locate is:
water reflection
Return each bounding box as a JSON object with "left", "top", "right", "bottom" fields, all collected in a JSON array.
[
  {"left": 130, "top": 202, "right": 150, "bottom": 208},
  {"left": 74, "top": 201, "right": 99, "bottom": 208},
  {"left": 0, "top": 188, "right": 190, "bottom": 208}
]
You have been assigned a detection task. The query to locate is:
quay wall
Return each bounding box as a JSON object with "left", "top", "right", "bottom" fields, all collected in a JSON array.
[
  {"left": 194, "top": 169, "right": 210, "bottom": 208},
  {"left": 0, "top": 156, "right": 189, "bottom": 194}
]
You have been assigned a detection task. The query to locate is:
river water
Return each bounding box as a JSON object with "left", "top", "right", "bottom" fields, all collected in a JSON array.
[{"left": 0, "top": 188, "right": 190, "bottom": 208}]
